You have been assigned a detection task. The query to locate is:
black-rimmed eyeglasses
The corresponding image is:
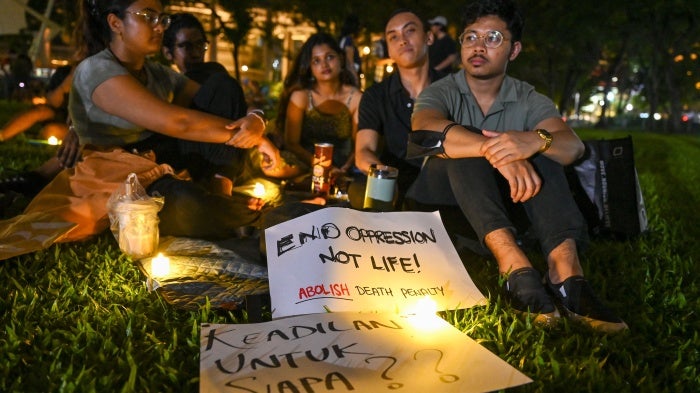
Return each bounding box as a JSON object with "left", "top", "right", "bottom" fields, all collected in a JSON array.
[
  {"left": 126, "top": 10, "right": 171, "bottom": 30},
  {"left": 458, "top": 30, "right": 509, "bottom": 49},
  {"left": 176, "top": 39, "right": 209, "bottom": 52}
]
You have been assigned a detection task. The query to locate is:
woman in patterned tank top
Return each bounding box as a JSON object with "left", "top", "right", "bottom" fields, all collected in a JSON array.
[{"left": 275, "top": 33, "right": 362, "bottom": 175}]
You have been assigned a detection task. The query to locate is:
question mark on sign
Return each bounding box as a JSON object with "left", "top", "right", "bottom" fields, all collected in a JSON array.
[
  {"left": 413, "top": 349, "right": 459, "bottom": 383},
  {"left": 365, "top": 355, "right": 403, "bottom": 389}
]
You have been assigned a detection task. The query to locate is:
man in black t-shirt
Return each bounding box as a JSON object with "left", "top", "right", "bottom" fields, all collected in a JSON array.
[
  {"left": 427, "top": 16, "right": 458, "bottom": 78},
  {"left": 353, "top": 9, "right": 443, "bottom": 209}
]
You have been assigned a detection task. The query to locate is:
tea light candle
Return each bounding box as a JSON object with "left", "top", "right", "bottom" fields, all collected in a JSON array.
[
  {"left": 253, "top": 182, "right": 266, "bottom": 198},
  {"left": 151, "top": 253, "right": 170, "bottom": 277},
  {"left": 412, "top": 296, "right": 438, "bottom": 317},
  {"left": 404, "top": 296, "right": 441, "bottom": 331},
  {"left": 47, "top": 136, "right": 59, "bottom": 145}
]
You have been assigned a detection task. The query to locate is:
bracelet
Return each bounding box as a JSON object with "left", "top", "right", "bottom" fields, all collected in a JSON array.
[
  {"left": 441, "top": 122, "right": 459, "bottom": 158},
  {"left": 247, "top": 108, "right": 265, "bottom": 117},
  {"left": 247, "top": 109, "right": 266, "bottom": 121},
  {"left": 247, "top": 111, "right": 266, "bottom": 127}
]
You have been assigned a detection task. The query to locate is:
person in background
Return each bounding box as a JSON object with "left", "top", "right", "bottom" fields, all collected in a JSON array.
[
  {"left": 8, "top": 53, "right": 35, "bottom": 102},
  {"left": 339, "top": 15, "right": 362, "bottom": 85},
  {"left": 161, "top": 12, "right": 232, "bottom": 85},
  {"left": 0, "top": 65, "right": 80, "bottom": 197},
  {"left": 67, "top": 0, "right": 281, "bottom": 238},
  {"left": 276, "top": 32, "right": 361, "bottom": 176},
  {"left": 410, "top": 0, "right": 628, "bottom": 332},
  {"left": 244, "top": 79, "right": 267, "bottom": 111},
  {"left": 161, "top": 12, "right": 298, "bottom": 184},
  {"left": 353, "top": 9, "right": 442, "bottom": 209},
  {"left": 427, "top": 15, "right": 459, "bottom": 77},
  {"left": 0, "top": 64, "right": 72, "bottom": 143}
]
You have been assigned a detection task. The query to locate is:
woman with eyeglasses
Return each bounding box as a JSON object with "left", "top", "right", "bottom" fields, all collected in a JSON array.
[
  {"left": 275, "top": 33, "right": 362, "bottom": 178},
  {"left": 63, "top": 0, "right": 282, "bottom": 238}
]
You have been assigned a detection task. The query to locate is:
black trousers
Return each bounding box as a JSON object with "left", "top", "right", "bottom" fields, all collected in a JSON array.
[
  {"left": 407, "top": 155, "right": 589, "bottom": 257},
  {"left": 127, "top": 72, "right": 259, "bottom": 238}
]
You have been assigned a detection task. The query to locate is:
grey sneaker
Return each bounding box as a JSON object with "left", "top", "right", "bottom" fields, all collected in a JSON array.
[
  {"left": 546, "top": 275, "right": 629, "bottom": 333},
  {"left": 503, "top": 267, "right": 560, "bottom": 326}
]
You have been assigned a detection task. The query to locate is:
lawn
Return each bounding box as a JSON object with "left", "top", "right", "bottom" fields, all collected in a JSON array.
[{"left": 1, "top": 101, "right": 699, "bottom": 392}]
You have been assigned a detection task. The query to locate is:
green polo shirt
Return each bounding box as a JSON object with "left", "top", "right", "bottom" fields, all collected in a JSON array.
[{"left": 413, "top": 71, "right": 560, "bottom": 132}]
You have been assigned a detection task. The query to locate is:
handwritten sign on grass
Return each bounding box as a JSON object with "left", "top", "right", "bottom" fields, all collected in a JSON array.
[
  {"left": 200, "top": 312, "right": 531, "bottom": 392},
  {"left": 265, "top": 208, "right": 486, "bottom": 318}
]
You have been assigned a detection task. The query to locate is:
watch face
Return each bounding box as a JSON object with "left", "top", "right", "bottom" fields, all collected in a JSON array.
[
  {"left": 536, "top": 129, "right": 552, "bottom": 152},
  {"left": 537, "top": 129, "right": 551, "bottom": 138}
]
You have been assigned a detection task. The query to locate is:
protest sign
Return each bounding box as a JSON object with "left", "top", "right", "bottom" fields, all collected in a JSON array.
[
  {"left": 200, "top": 311, "right": 532, "bottom": 392},
  {"left": 264, "top": 208, "right": 486, "bottom": 318}
]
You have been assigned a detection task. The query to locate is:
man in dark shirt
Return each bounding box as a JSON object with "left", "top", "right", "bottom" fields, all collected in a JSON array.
[
  {"left": 427, "top": 16, "right": 458, "bottom": 77},
  {"left": 353, "top": 9, "right": 442, "bottom": 209}
]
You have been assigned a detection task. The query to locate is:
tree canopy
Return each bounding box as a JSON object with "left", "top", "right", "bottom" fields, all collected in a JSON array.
[
  {"left": 214, "top": 0, "right": 700, "bottom": 132},
  {"left": 12, "top": 0, "right": 700, "bottom": 133}
]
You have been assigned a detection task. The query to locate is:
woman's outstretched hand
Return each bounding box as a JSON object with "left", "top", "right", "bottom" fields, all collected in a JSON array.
[{"left": 224, "top": 113, "right": 266, "bottom": 148}]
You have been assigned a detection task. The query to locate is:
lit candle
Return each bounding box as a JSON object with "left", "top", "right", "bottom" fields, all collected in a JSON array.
[
  {"left": 151, "top": 253, "right": 170, "bottom": 277},
  {"left": 253, "top": 182, "right": 266, "bottom": 198},
  {"left": 47, "top": 136, "right": 59, "bottom": 145},
  {"left": 412, "top": 296, "right": 438, "bottom": 316},
  {"left": 404, "top": 296, "right": 442, "bottom": 331}
]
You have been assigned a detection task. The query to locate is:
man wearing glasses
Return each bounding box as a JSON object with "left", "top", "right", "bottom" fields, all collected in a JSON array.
[
  {"left": 162, "top": 13, "right": 213, "bottom": 80},
  {"left": 410, "top": 0, "right": 628, "bottom": 333},
  {"left": 161, "top": 12, "right": 246, "bottom": 116}
]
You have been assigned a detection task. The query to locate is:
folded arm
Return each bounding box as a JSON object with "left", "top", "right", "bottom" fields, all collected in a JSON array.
[
  {"left": 411, "top": 108, "right": 488, "bottom": 158},
  {"left": 480, "top": 117, "right": 584, "bottom": 167}
]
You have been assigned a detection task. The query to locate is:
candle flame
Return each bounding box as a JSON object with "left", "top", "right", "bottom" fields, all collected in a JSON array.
[
  {"left": 253, "top": 182, "right": 266, "bottom": 198},
  {"left": 47, "top": 136, "right": 59, "bottom": 145},
  {"left": 151, "top": 253, "right": 170, "bottom": 277},
  {"left": 413, "top": 296, "right": 438, "bottom": 316},
  {"left": 403, "top": 297, "right": 442, "bottom": 331}
]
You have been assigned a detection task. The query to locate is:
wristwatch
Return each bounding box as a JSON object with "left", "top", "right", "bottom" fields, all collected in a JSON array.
[{"left": 535, "top": 129, "right": 553, "bottom": 153}]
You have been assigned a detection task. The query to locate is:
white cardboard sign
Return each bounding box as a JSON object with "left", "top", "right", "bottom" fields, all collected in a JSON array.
[
  {"left": 265, "top": 208, "right": 487, "bottom": 318},
  {"left": 200, "top": 312, "right": 532, "bottom": 392}
]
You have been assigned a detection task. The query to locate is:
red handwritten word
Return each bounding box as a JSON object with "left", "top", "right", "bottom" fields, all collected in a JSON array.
[{"left": 299, "top": 283, "right": 351, "bottom": 300}]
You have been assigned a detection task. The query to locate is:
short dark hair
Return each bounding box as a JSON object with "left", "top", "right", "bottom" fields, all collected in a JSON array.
[
  {"left": 163, "top": 13, "right": 207, "bottom": 53},
  {"left": 461, "top": 0, "right": 524, "bottom": 42},
  {"left": 384, "top": 9, "right": 428, "bottom": 32}
]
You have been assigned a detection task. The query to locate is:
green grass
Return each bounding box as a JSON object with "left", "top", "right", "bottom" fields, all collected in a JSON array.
[{"left": 1, "top": 101, "right": 699, "bottom": 392}]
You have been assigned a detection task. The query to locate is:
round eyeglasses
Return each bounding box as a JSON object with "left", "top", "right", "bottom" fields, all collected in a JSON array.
[
  {"left": 176, "top": 39, "right": 209, "bottom": 52},
  {"left": 126, "top": 10, "right": 171, "bottom": 30},
  {"left": 458, "top": 30, "right": 509, "bottom": 49}
]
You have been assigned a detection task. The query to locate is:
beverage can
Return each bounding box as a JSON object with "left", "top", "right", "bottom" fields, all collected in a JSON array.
[{"left": 311, "top": 143, "right": 333, "bottom": 195}]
